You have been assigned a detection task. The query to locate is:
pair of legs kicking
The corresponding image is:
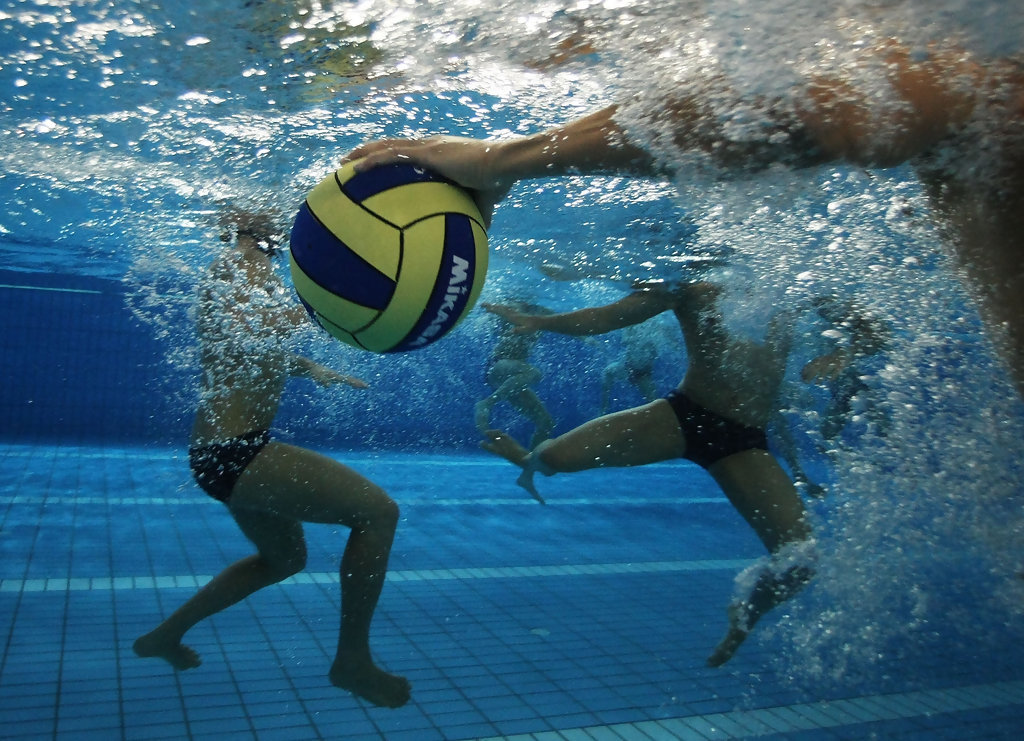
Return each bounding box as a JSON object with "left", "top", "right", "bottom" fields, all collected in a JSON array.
[
  {"left": 475, "top": 358, "right": 555, "bottom": 450},
  {"left": 483, "top": 391, "right": 814, "bottom": 666},
  {"left": 133, "top": 438, "right": 411, "bottom": 708}
]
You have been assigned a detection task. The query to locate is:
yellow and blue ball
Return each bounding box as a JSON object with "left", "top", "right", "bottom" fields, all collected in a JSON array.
[{"left": 289, "top": 159, "right": 488, "bottom": 353}]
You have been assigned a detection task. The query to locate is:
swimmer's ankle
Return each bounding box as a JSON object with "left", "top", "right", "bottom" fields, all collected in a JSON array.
[
  {"left": 516, "top": 469, "right": 546, "bottom": 505},
  {"left": 529, "top": 440, "right": 556, "bottom": 477}
]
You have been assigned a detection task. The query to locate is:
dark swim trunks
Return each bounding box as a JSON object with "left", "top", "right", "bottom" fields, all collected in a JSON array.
[
  {"left": 188, "top": 429, "right": 271, "bottom": 502},
  {"left": 664, "top": 390, "right": 768, "bottom": 469}
]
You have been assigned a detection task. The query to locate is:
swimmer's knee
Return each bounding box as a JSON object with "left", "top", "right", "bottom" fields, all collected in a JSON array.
[
  {"left": 773, "top": 538, "right": 817, "bottom": 574},
  {"left": 379, "top": 494, "right": 400, "bottom": 528},
  {"left": 365, "top": 488, "right": 400, "bottom": 530},
  {"left": 263, "top": 545, "right": 307, "bottom": 581}
]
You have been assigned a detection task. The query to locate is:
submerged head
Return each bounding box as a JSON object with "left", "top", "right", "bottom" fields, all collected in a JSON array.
[{"left": 219, "top": 209, "right": 284, "bottom": 257}]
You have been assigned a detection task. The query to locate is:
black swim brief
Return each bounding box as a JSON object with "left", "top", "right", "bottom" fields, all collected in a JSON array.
[
  {"left": 188, "top": 429, "right": 271, "bottom": 503},
  {"left": 664, "top": 390, "right": 768, "bottom": 469}
]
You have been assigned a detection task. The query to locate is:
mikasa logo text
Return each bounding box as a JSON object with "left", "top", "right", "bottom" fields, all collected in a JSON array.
[{"left": 409, "top": 255, "right": 470, "bottom": 347}]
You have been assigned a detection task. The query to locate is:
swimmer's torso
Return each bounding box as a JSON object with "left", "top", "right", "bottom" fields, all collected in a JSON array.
[
  {"left": 669, "top": 283, "right": 790, "bottom": 428},
  {"left": 913, "top": 61, "right": 1024, "bottom": 385},
  {"left": 491, "top": 328, "right": 537, "bottom": 362},
  {"left": 190, "top": 249, "right": 296, "bottom": 445}
]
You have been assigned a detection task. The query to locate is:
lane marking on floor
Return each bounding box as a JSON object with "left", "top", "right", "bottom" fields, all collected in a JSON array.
[{"left": 0, "top": 559, "right": 755, "bottom": 594}]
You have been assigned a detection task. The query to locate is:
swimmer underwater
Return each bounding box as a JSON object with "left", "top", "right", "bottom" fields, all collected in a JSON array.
[
  {"left": 339, "top": 17, "right": 1023, "bottom": 665},
  {"left": 133, "top": 212, "right": 411, "bottom": 708}
]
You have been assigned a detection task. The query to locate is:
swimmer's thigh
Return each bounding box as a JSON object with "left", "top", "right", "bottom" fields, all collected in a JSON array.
[
  {"left": 542, "top": 399, "right": 684, "bottom": 471},
  {"left": 231, "top": 442, "right": 395, "bottom": 528},
  {"left": 708, "top": 450, "right": 810, "bottom": 552}
]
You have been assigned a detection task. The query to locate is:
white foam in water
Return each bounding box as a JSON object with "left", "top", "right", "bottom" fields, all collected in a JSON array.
[{"left": 2, "top": 0, "right": 1023, "bottom": 693}]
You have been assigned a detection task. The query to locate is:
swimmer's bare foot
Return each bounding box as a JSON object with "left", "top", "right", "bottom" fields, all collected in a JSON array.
[
  {"left": 480, "top": 429, "right": 529, "bottom": 465},
  {"left": 795, "top": 478, "right": 827, "bottom": 499},
  {"left": 330, "top": 657, "right": 411, "bottom": 708},
  {"left": 480, "top": 430, "right": 546, "bottom": 504},
  {"left": 515, "top": 469, "right": 546, "bottom": 505},
  {"left": 706, "top": 602, "right": 750, "bottom": 668},
  {"left": 133, "top": 631, "right": 201, "bottom": 670},
  {"left": 804, "top": 482, "right": 828, "bottom": 499}
]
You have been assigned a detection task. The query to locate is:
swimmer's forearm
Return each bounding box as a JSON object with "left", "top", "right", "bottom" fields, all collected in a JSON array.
[
  {"left": 287, "top": 354, "right": 319, "bottom": 379},
  {"left": 530, "top": 309, "right": 606, "bottom": 336},
  {"left": 288, "top": 354, "right": 336, "bottom": 382},
  {"left": 534, "top": 293, "right": 668, "bottom": 336},
  {"left": 288, "top": 354, "right": 368, "bottom": 388},
  {"left": 493, "top": 106, "right": 658, "bottom": 185}
]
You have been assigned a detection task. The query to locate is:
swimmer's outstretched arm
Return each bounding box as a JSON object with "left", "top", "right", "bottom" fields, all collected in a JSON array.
[
  {"left": 288, "top": 355, "right": 370, "bottom": 389},
  {"left": 802, "top": 299, "right": 892, "bottom": 383},
  {"left": 485, "top": 289, "right": 674, "bottom": 338},
  {"left": 342, "top": 107, "right": 658, "bottom": 225},
  {"left": 344, "top": 40, "right": 986, "bottom": 205}
]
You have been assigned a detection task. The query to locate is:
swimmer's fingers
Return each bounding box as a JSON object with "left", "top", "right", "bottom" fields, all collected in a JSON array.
[
  {"left": 342, "top": 375, "right": 370, "bottom": 389},
  {"left": 342, "top": 137, "right": 504, "bottom": 228},
  {"left": 341, "top": 139, "right": 414, "bottom": 168},
  {"left": 343, "top": 136, "right": 503, "bottom": 189},
  {"left": 482, "top": 303, "right": 532, "bottom": 329}
]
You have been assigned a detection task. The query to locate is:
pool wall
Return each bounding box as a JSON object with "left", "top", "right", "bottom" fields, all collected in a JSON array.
[{"left": 0, "top": 267, "right": 668, "bottom": 451}]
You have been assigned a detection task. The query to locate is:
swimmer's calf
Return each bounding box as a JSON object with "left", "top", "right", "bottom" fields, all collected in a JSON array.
[{"left": 707, "top": 541, "right": 817, "bottom": 667}]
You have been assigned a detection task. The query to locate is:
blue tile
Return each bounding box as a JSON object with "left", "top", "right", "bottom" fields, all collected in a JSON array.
[
  {"left": 0, "top": 720, "right": 55, "bottom": 739},
  {"left": 252, "top": 723, "right": 319, "bottom": 741},
  {"left": 54, "top": 714, "right": 123, "bottom": 734},
  {"left": 493, "top": 716, "right": 548, "bottom": 735},
  {"left": 423, "top": 722, "right": 498, "bottom": 740},
  {"left": 4, "top": 446, "right": 1024, "bottom": 741},
  {"left": 122, "top": 722, "right": 192, "bottom": 741},
  {"left": 311, "top": 710, "right": 379, "bottom": 735},
  {"left": 186, "top": 716, "right": 253, "bottom": 736}
]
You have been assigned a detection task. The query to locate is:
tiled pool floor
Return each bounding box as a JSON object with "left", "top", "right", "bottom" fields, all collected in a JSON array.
[{"left": 1, "top": 443, "right": 1022, "bottom": 740}]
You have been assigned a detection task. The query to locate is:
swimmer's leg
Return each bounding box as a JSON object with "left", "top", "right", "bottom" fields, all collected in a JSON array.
[
  {"left": 707, "top": 544, "right": 816, "bottom": 667},
  {"left": 481, "top": 399, "right": 685, "bottom": 504},
  {"left": 635, "top": 373, "right": 659, "bottom": 404},
  {"left": 473, "top": 396, "right": 495, "bottom": 432},
  {"left": 600, "top": 361, "right": 625, "bottom": 414},
  {"left": 706, "top": 449, "right": 814, "bottom": 666},
  {"left": 235, "top": 443, "right": 410, "bottom": 708},
  {"left": 475, "top": 363, "right": 544, "bottom": 433},
  {"left": 132, "top": 509, "right": 306, "bottom": 672},
  {"left": 481, "top": 431, "right": 551, "bottom": 504},
  {"left": 507, "top": 389, "right": 555, "bottom": 449}
]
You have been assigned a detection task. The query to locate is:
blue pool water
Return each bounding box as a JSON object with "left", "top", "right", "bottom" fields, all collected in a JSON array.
[
  {"left": 2, "top": 443, "right": 1023, "bottom": 740},
  {"left": 3, "top": 0, "right": 1024, "bottom": 739}
]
